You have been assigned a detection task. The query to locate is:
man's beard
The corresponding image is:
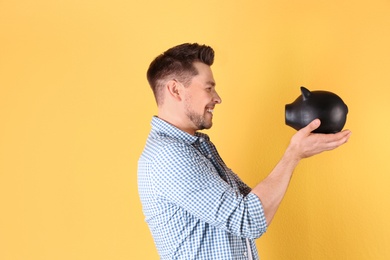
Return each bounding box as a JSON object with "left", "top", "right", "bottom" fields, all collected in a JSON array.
[{"left": 185, "top": 106, "right": 212, "bottom": 131}]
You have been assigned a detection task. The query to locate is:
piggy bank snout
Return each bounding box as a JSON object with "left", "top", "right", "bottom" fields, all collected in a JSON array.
[{"left": 285, "top": 103, "right": 304, "bottom": 131}]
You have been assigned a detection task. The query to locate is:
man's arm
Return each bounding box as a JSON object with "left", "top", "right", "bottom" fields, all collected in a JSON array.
[{"left": 251, "top": 119, "right": 352, "bottom": 226}]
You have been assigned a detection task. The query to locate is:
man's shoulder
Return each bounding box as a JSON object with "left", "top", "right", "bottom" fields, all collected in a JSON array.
[{"left": 140, "top": 132, "right": 195, "bottom": 162}]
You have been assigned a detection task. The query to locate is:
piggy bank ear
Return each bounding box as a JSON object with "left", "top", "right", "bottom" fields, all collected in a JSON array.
[{"left": 300, "top": 86, "right": 311, "bottom": 101}]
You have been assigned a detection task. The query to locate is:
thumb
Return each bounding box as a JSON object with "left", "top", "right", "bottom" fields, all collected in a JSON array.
[{"left": 302, "top": 119, "right": 321, "bottom": 134}]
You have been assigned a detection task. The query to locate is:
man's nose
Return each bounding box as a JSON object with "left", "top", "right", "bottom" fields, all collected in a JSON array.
[{"left": 213, "top": 91, "right": 222, "bottom": 104}]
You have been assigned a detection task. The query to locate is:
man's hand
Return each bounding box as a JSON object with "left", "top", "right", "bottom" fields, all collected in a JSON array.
[{"left": 287, "top": 119, "right": 352, "bottom": 161}]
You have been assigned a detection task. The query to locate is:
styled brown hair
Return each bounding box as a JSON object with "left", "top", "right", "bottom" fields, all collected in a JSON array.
[{"left": 146, "top": 43, "right": 214, "bottom": 105}]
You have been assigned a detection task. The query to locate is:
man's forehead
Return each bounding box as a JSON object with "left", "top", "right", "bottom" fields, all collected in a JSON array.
[{"left": 193, "top": 63, "right": 215, "bottom": 82}]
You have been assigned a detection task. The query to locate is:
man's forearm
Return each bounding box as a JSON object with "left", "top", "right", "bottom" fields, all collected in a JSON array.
[{"left": 250, "top": 147, "right": 300, "bottom": 226}]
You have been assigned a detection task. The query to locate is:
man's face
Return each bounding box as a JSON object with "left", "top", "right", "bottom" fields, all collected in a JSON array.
[{"left": 182, "top": 62, "right": 222, "bottom": 133}]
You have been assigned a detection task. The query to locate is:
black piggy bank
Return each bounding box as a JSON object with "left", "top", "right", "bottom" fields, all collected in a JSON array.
[{"left": 285, "top": 86, "right": 348, "bottom": 133}]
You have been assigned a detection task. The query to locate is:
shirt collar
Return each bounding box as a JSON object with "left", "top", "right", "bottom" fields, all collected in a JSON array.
[{"left": 151, "top": 116, "right": 210, "bottom": 144}]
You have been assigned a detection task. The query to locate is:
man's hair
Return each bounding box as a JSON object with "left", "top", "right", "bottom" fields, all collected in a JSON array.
[{"left": 146, "top": 43, "right": 215, "bottom": 105}]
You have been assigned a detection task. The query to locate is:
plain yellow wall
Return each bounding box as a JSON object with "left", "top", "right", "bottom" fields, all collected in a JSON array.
[{"left": 1, "top": 0, "right": 389, "bottom": 259}]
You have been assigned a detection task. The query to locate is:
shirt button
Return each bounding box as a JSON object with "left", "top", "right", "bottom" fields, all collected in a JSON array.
[
  {"left": 207, "top": 154, "right": 212, "bottom": 159},
  {"left": 199, "top": 137, "right": 204, "bottom": 143},
  {"left": 244, "top": 252, "right": 247, "bottom": 257}
]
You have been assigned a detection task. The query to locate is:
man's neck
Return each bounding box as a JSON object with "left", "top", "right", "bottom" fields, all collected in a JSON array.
[{"left": 157, "top": 112, "right": 196, "bottom": 136}]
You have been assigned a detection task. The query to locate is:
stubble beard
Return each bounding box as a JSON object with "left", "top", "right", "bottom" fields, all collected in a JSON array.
[{"left": 185, "top": 105, "right": 212, "bottom": 131}]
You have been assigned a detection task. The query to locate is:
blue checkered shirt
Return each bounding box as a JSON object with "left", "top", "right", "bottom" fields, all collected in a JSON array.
[{"left": 138, "top": 117, "right": 268, "bottom": 259}]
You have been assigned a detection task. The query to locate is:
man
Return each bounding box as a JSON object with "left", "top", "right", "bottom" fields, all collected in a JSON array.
[{"left": 138, "top": 43, "right": 351, "bottom": 259}]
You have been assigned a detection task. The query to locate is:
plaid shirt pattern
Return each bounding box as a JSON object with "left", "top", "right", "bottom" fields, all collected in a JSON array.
[{"left": 138, "top": 117, "right": 268, "bottom": 259}]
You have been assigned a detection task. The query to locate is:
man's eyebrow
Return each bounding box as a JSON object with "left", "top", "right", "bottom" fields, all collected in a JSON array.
[{"left": 207, "top": 81, "right": 216, "bottom": 87}]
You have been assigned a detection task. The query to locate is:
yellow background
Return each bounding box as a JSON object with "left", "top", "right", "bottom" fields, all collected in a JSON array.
[{"left": 1, "top": 0, "right": 389, "bottom": 259}]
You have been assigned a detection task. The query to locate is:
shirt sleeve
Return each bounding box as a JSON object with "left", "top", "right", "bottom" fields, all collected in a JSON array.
[{"left": 150, "top": 142, "right": 268, "bottom": 239}]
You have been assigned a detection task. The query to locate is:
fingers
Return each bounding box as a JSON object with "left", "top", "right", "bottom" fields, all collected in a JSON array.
[
  {"left": 290, "top": 127, "right": 351, "bottom": 159},
  {"left": 310, "top": 129, "right": 352, "bottom": 154},
  {"left": 300, "top": 119, "right": 321, "bottom": 135},
  {"left": 324, "top": 130, "right": 352, "bottom": 149}
]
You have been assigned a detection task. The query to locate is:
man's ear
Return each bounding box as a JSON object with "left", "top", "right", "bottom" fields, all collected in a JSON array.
[{"left": 166, "top": 80, "right": 183, "bottom": 101}]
